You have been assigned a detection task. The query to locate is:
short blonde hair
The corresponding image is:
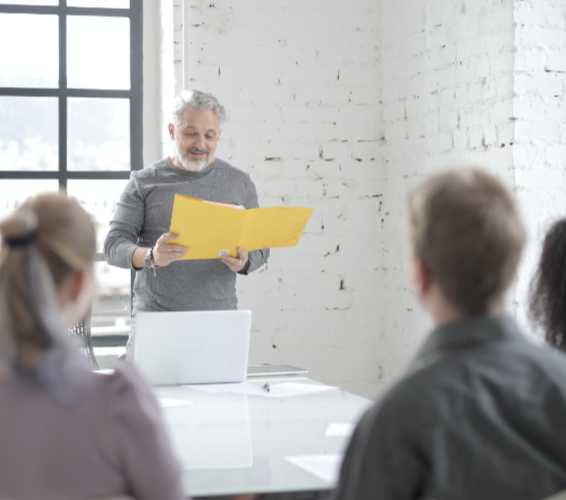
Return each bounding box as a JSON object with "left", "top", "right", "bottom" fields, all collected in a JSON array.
[{"left": 408, "top": 169, "right": 526, "bottom": 315}]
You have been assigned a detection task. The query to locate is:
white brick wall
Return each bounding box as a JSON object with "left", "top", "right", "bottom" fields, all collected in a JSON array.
[
  {"left": 179, "top": 0, "right": 383, "bottom": 398},
  {"left": 375, "top": 0, "right": 516, "bottom": 388},
  {"left": 146, "top": 0, "right": 565, "bottom": 398}
]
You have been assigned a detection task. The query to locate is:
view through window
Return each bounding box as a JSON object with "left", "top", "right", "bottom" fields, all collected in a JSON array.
[{"left": 0, "top": 0, "right": 142, "bottom": 346}]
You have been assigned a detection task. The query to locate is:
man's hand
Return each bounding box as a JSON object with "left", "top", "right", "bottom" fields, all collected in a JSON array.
[
  {"left": 152, "top": 233, "right": 189, "bottom": 266},
  {"left": 221, "top": 246, "right": 249, "bottom": 273},
  {"left": 133, "top": 233, "right": 189, "bottom": 269}
]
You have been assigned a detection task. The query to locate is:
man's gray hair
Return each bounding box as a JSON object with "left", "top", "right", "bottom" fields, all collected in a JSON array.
[{"left": 172, "top": 89, "right": 227, "bottom": 128}]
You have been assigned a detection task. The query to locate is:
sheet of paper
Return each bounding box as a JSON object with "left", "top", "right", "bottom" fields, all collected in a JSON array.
[
  {"left": 325, "top": 423, "right": 355, "bottom": 438},
  {"left": 259, "top": 382, "right": 338, "bottom": 399},
  {"left": 286, "top": 454, "right": 343, "bottom": 483},
  {"left": 181, "top": 382, "right": 249, "bottom": 394},
  {"left": 183, "top": 381, "right": 338, "bottom": 399},
  {"left": 159, "top": 398, "right": 193, "bottom": 408}
]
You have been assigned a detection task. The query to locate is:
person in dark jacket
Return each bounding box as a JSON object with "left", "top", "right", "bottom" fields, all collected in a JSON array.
[{"left": 334, "top": 168, "right": 566, "bottom": 500}]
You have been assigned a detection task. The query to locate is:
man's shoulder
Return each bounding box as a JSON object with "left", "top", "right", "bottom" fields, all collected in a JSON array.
[
  {"left": 364, "top": 341, "right": 510, "bottom": 427},
  {"left": 362, "top": 369, "right": 435, "bottom": 428},
  {"left": 131, "top": 158, "right": 171, "bottom": 181},
  {"left": 214, "top": 158, "right": 253, "bottom": 183},
  {"left": 376, "top": 334, "right": 566, "bottom": 423}
]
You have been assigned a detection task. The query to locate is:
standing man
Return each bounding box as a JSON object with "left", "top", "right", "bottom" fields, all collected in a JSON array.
[
  {"left": 334, "top": 169, "right": 566, "bottom": 500},
  {"left": 104, "top": 90, "right": 269, "bottom": 355}
]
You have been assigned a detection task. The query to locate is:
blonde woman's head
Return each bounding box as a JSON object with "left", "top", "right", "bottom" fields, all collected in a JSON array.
[{"left": 0, "top": 193, "right": 96, "bottom": 366}]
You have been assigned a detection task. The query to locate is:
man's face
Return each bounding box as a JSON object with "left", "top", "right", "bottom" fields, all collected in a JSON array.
[{"left": 170, "top": 106, "right": 221, "bottom": 172}]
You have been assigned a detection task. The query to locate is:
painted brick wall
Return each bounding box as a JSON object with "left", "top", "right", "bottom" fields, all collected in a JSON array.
[
  {"left": 513, "top": 0, "right": 566, "bottom": 336},
  {"left": 183, "top": 0, "right": 383, "bottom": 398},
  {"left": 371, "top": 0, "right": 516, "bottom": 386},
  {"left": 150, "top": 0, "right": 562, "bottom": 398}
]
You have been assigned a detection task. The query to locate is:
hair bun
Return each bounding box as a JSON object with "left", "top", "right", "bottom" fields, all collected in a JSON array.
[{"left": 0, "top": 209, "right": 39, "bottom": 248}]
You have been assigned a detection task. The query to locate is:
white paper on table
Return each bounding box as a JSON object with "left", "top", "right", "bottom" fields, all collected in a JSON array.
[
  {"left": 261, "top": 382, "right": 338, "bottom": 398},
  {"left": 325, "top": 423, "right": 355, "bottom": 438},
  {"left": 183, "top": 381, "right": 338, "bottom": 398},
  {"left": 181, "top": 382, "right": 248, "bottom": 394},
  {"left": 286, "top": 454, "right": 343, "bottom": 483},
  {"left": 159, "top": 398, "right": 193, "bottom": 408}
]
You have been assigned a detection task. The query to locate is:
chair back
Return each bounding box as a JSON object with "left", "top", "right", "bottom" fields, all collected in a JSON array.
[
  {"left": 429, "top": 491, "right": 566, "bottom": 500},
  {"left": 69, "top": 310, "right": 99, "bottom": 369},
  {"left": 88, "top": 497, "right": 133, "bottom": 500},
  {"left": 542, "top": 491, "right": 566, "bottom": 500},
  {"left": 85, "top": 496, "right": 134, "bottom": 500}
]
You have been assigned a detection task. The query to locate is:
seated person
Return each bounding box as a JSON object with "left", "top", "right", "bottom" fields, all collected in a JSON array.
[
  {"left": 530, "top": 218, "right": 566, "bottom": 352},
  {"left": 333, "top": 169, "right": 566, "bottom": 500},
  {"left": 0, "top": 194, "right": 184, "bottom": 500}
]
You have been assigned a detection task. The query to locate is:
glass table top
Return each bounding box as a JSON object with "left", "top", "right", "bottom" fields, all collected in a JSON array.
[{"left": 155, "top": 377, "right": 373, "bottom": 497}]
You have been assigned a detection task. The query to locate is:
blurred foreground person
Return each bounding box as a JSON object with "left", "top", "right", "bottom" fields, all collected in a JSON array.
[
  {"left": 334, "top": 169, "right": 566, "bottom": 500},
  {"left": 530, "top": 218, "right": 566, "bottom": 352},
  {"left": 0, "top": 194, "right": 184, "bottom": 500}
]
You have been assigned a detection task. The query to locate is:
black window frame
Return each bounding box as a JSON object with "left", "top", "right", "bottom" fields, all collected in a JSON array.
[{"left": 0, "top": 0, "right": 142, "bottom": 347}]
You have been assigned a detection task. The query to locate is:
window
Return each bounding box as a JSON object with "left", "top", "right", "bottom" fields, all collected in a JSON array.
[{"left": 0, "top": 0, "right": 142, "bottom": 346}]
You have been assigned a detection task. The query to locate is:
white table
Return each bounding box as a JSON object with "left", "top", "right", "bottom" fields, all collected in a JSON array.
[{"left": 155, "top": 377, "right": 373, "bottom": 498}]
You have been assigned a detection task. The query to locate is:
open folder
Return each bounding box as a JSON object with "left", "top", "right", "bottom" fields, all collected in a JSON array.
[{"left": 169, "top": 194, "right": 314, "bottom": 260}]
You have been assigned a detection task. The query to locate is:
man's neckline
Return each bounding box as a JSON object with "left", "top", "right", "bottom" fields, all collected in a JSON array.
[
  {"left": 420, "top": 315, "right": 520, "bottom": 356},
  {"left": 165, "top": 156, "right": 218, "bottom": 178}
]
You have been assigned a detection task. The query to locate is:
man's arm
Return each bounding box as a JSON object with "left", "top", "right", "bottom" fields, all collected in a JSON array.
[
  {"left": 104, "top": 175, "right": 189, "bottom": 270},
  {"left": 104, "top": 176, "right": 146, "bottom": 270}
]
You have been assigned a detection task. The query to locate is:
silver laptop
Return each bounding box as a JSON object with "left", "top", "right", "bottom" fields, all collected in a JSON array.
[{"left": 134, "top": 310, "right": 252, "bottom": 386}]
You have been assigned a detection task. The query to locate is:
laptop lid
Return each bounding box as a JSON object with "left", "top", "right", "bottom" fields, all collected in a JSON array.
[{"left": 134, "top": 310, "right": 252, "bottom": 386}]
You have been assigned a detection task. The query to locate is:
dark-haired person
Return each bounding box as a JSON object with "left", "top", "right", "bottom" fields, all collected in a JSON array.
[
  {"left": 0, "top": 194, "right": 184, "bottom": 500},
  {"left": 333, "top": 169, "right": 566, "bottom": 500},
  {"left": 530, "top": 218, "right": 566, "bottom": 352}
]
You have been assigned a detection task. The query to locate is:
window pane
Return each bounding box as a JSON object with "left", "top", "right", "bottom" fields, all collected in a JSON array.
[
  {"left": 92, "top": 261, "right": 131, "bottom": 338},
  {"left": 67, "top": 179, "right": 130, "bottom": 253},
  {"left": 66, "top": 180, "right": 132, "bottom": 340},
  {"left": 0, "top": 14, "right": 58, "bottom": 88},
  {"left": 67, "top": 16, "right": 130, "bottom": 90},
  {"left": 0, "top": 180, "right": 59, "bottom": 220},
  {"left": 68, "top": 98, "right": 130, "bottom": 171},
  {"left": 0, "top": 1, "right": 57, "bottom": 5},
  {"left": 0, "top": 96, "right": 58, "bottom": 171},
  {"left": 68, "top": 0, "right": 130, "bottom": 7}
]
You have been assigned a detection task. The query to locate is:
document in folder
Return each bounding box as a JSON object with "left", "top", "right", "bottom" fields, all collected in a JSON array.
[{"left": 169, "top": 195, "right": 314, "bottom": 260}]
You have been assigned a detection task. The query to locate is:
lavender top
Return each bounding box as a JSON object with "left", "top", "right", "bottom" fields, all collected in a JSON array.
[{"left": 0, "top": 361, "right": 185, "bottom": 500}]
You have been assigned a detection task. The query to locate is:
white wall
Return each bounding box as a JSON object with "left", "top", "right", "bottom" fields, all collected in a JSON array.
[
  {"left": 180, "top": 0, "right": 382, "bottom": 398},
  {"left": 147, "top": 0, "right": 566, "bottom": 399},
  {"left": 377, "top": 0, "right": 516, "bottom": 383}
]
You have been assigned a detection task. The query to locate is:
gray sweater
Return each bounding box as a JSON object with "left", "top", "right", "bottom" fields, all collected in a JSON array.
[{"left": 104, "top": 157, "right": 269, "bottom": 315}]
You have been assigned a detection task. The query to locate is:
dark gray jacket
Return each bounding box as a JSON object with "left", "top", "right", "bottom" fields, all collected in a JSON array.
[{"left": 334, "top": 316, "right": 566, "bottom": 500}]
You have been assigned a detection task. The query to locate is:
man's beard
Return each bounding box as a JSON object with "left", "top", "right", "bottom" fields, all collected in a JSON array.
[{"left": 174, "top": 138, "right": 211, "bottom": 172}]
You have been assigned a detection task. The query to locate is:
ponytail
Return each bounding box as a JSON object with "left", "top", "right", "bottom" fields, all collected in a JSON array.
[{"left": 0, "top": 194, "right": 96, "bottom": 399}]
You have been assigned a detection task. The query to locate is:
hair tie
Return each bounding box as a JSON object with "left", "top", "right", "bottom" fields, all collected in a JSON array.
[{"left": 4, "top": 228, "right": 39, "bottom": 248}]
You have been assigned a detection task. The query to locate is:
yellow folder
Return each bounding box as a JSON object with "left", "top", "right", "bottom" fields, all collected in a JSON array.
[{"left": 169, "top": 195, "right": 314, "bottom": 260}]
